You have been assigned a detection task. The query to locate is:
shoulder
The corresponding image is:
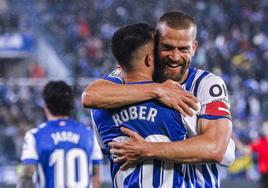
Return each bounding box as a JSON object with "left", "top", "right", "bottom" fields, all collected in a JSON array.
[
  {"left": 194, "top": 68, "right": 226, "bottom": 87},
  {"left": 194, "top": 69, "right": 229, "bottom": 104},
  {"left": 73, "top": 119, "right": 94, "bottom": 135},
  {"left": 102, "top": 67, "right": 123, "bottom": 84},
  {"left": 26, "top": 122, "right": 47, "bottom": 136}
]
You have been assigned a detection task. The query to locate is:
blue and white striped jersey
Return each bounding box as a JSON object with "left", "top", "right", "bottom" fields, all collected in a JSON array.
[
  {"left": 179, "top": 67, "right": 235, "bottom": 188},
  {"left": 21, "top": 118, "right": 103, "bottom": 188},
  {"left": 103, "top": 67, "right": 235, "bottom": 188},
  {"left": 91, "top": 80, "right": 189, "bottom": 188}
]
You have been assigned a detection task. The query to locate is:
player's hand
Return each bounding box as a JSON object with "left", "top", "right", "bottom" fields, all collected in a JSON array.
[
  {"left": 109, "top": 127, "right": 147, "bottom": 171},
  {"left": 155, "top": 80, "right": 198, "bottom": 116}
]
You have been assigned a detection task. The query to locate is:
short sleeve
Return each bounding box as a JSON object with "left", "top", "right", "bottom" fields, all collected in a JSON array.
[
  {"left": 91, "top": 135, "right": 103, "bottom": 165},
  {"left": 21, "top": 130, "right": 39, "bottom": 164},
  {"left": 197, "top": 75, "right": 231, "bottom": 120},
  {"left": 102, "top": 67, "right": 123, "bottom": 84},
  {"left": 219, "top": 138, "right": 236, "bottom": 167}
]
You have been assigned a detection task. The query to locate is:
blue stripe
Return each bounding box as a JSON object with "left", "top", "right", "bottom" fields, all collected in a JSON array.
[
  {"left": 189, "top": 165, "right": 196, "bottom": 187},
  {"left": 193, "top": 71, "right": 209, "bottom": 97},
  {"left": 102, "top": 76, "right": 123, "bottom": 84},
  {"left": 201, "top": 164, "right": 212, "bottom": 188},
  {"left": 92, "top": 160, "right": 103, "bottom": 165},
  {"left": 22, "top": 159, "right": 38, "bottom": 165},
  {"left": 198, "top": 114, "right": 232, "bottom": 120},
  {"left": 124, "top": 164, "right": 141, "bottom": 187},
  {"left": 185, "top": 67, "right": 197, "bottom": 91},
  {"left": 153, "top": 160, "right": 161, "bottom": 188},
  {"left": 184, "top": 166, "right": 191, "bottom": 188},
  {"left": 192, "top": 165, "right": 202, "bottom": 188},
  {"left": 211, "top": 164, "right": 219, "bottom": 188},
  {"left": 172, "top": 164, "right": 184, "bottom": 188}
]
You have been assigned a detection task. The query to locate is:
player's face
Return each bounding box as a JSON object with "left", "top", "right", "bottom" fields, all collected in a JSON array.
[{"left": 157, "top": 24, "right": 198, "bottom": 83}]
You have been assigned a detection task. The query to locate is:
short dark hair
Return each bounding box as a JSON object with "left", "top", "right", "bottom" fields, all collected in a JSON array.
[
  {"left": 111, "top": 23, "right": 154, "bottom": 71},
  {"left": 42, "top": 81, "right": 74, "bottom": 116},
  {"left": 157, "top": 10, "right": 197, "bottom": 39}
]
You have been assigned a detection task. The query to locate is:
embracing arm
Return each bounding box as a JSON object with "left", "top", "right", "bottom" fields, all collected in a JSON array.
[
  {"left": 82, "top": 79, "right": 158, "bottom": 108},
  {"left": 145, "top": 118, "right": 232, "bottom": 163},
  {"left": 16, "top": 165, "right": 35, "bottom": 188},
  {"left": 110, "top": 118, "right": 232, "bottom": 169},
  {"left": 82, "top": 79, "right": 198, "bottom": 116}
]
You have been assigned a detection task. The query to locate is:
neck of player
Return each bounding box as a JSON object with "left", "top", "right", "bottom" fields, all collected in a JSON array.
[
  {"left": 179, "top": 69, "right": 189, "bottom": 84},
  {"left": 123, "top": 70, "right": 153, "bottom": 83},
  {"left": 44, "top": 107, "right": 69, "bottom": 121}
]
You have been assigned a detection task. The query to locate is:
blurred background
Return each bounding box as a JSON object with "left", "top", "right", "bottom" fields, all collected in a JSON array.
[{"left": 0, "top": 0, "right": 267, "bottom": 187}]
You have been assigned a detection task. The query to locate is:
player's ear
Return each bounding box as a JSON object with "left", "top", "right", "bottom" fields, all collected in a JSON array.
[
  {"left": 191, "top": 40, "right": 198, "bottom": 56},
  {"left": 145, "top": 51, "right": 153, "bottom": 67}
]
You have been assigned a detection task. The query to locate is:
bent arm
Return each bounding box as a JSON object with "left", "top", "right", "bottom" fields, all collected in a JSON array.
[
  {"left": 16, "top": 165, "right": 35, "bottom": 188},
  {"left": 82, "top": 79, "right": 158, "bottom": 109},
  {"left": 82, "top": 79, "right": 198, "bottom": 116},
  {"left": 144, "top": 118, "right": 232, "bottom": 163}
]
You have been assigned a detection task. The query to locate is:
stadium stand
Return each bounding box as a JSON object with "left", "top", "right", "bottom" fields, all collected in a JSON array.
[{"left": 0, "top": 0, "right": 268, "bottom": 187}]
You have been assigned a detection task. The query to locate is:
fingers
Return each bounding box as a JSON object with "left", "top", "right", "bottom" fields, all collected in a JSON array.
[
  {"left": 120, "top": 162, "right": 131, "bottom": 171},
  {"left": 108, "top": 141, "right": 123, "bottom": 149},
  {"left": 176, "top": 103, "right": 193, "bottom": 117},
  {"left": 182, "top": 97, "right": 199, "bottom": 112},
  {"left": 120, "top": 127, "right": 143, "bottom": 141},
  {"left": 113, "top": 156, "right": 126, "bottom": 163},
  {"left": 110, "top": 148, "right": 125, "bottom": 156},
  {"left": 184, "top": 91, "right": 198, "bottom": 103},
  {"left": 172, "top": 105, "right": 187, "bottom": 117}
]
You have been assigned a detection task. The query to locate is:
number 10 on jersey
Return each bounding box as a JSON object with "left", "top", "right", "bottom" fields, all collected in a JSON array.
[{"left": 49, "top": 148, "right": 89, "bottom": 188}]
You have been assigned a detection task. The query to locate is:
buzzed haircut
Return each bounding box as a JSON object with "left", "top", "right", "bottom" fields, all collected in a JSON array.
[
  {"left": 157, "top": 10, "right": 197, "bottom": 39},
  {"left": 111, "top": 23, "right": 155, "bottom": 72},
  {"left": 42, "top": 81, "right": 74, "bottom": 116},
  {"left": 158, "top": 10, "right": 196, "bottom": 29}
]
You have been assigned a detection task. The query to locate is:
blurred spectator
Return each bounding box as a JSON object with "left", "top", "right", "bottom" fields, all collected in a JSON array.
[
  {"left": 235, "top": 121, "right": 268, "bottom": 188},
  {"left": 28, "top": 63, "right": 46, "bottom": 78}
]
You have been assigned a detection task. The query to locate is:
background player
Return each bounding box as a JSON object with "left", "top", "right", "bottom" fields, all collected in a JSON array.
[
  {"left": 17, "top": 81, "right": 103, "bottom": 188},
  {"left": 83, "top": 10, "right": 235, "bottom": 187},
  {"left": 92, "top": 23, "right": 192, "bottom": 188},
  {"left": 235, "top": 121, "right": 268, "bottom": 188}
]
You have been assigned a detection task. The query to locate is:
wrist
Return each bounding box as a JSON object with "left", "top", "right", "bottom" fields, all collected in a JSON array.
[
  {"left": 142, "top": 142, "right": 155, "bottom": 159},
  {"left": 150, "top": 83, "right": 162, "bottom": 100}
]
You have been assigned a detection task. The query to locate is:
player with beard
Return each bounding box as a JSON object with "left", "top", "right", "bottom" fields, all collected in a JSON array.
[{"left": 82, "top": 11, "right": 235, "bottom": 187}]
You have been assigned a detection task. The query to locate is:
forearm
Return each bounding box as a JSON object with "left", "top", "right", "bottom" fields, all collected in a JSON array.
[
  {"left": 16, "top": 165, "right": 35, "bottom": 188},
  {"left": 145, "top": 120, "right": 231, "bottom": 164},
  {"left": 92, "top": 165, "right": 101, "bottom": 188},
  {"left": 144, "top": 136, "right": 221, "bottom": 163},
  {"left": 17, "top": 176, "right": 35, "bottom": 188},
  {"left": 82, "top": 80, "right": 159, "bottom": 109}
]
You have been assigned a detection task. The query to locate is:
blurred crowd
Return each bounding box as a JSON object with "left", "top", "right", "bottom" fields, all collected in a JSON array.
[
  {"left": 0, "top": 0, "right": 268, "bottom": 181},
  {"left": 35, "top": 0, "right": 268, "bottom": 147},
  {"left": 0, "top": 80, "right": 93, "bottom": 165}
]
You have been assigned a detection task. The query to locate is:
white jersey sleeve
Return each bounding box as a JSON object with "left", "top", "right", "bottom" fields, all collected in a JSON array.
[
  {"left": 219, "top": 138, "right": 236, "bottom": 167},
  {"left": 21, "top": 129, "right": 39, "bottom": 164},
  {"left": 91, "top": 110, "right": 105, "bottom": 150},
  {"left": 91, "top": 135, "right": 103, "bottom": 164},
  {"left": 197, "top": 74, "right": 231, "bottom": 119}
]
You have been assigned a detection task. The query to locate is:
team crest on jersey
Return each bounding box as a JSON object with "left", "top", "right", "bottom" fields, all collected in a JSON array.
[{"left": 108, "top": 67, "right": 122, "bottom": 78}]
